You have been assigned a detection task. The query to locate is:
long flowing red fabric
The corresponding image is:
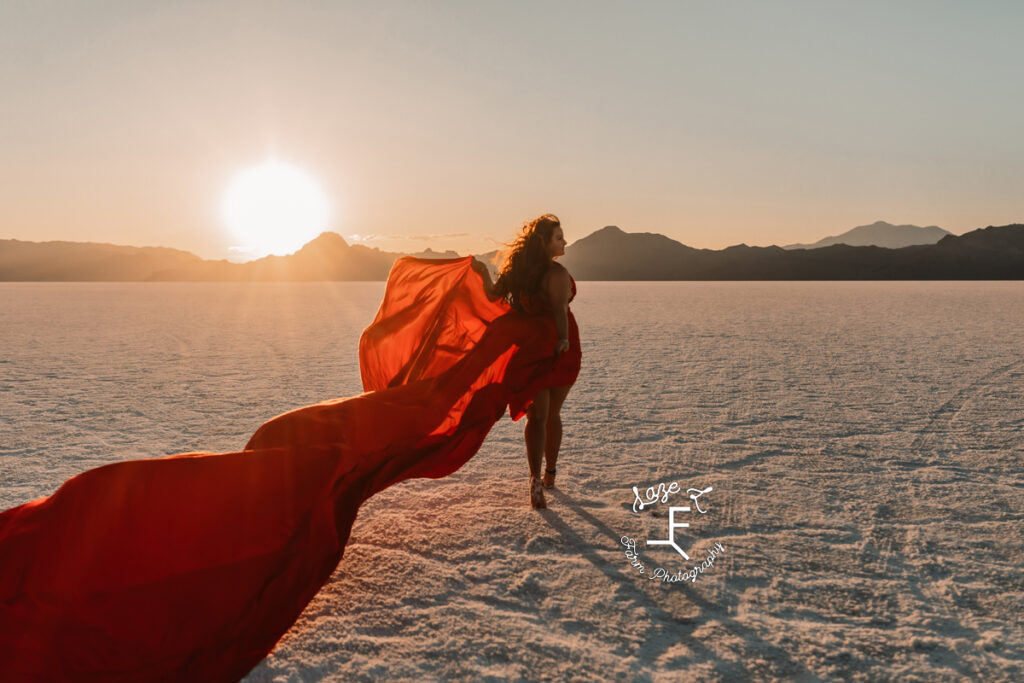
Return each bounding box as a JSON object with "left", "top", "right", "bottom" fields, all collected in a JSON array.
[{"left": 0, "top": 256, "right": 580, "bottom": 682}]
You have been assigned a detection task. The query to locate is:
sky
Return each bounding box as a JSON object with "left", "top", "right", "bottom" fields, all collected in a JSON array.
[{"left": 2, "top": 1, "right": 1022, "bottom": 260}]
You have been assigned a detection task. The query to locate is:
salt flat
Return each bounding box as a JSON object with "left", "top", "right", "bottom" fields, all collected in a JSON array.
[{"left": 1, "top": 281, "right": 1021, "bottom": 681}]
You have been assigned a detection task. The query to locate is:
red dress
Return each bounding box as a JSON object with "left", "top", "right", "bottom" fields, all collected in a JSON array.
[
  {"left": 0, "top": 256, "right": 581, "bottom": 681},
  {"left": 506, "top": 261, "right": 582, "bottom": 415}
]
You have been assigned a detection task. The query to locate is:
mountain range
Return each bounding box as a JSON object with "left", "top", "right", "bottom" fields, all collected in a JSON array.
[
  {"left": 2, "top": 223, "right": 1023, "bottom": 281},
  {"left": 782, "top": 221, "right": 951, "bottom": 249},
  {"left": 559, "top": 224, "right": 1024, "bottom": 280},
  {"left": 0, "top": 234, "right": 458, "bottom": 281}
]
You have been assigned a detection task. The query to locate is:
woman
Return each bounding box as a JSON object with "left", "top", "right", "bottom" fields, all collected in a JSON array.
[
  {"left": 470, "top": 214, "right": 582, "bottom": 509},
  {"left": 0, "top": 216, "right": 579, "bottom": 679}
]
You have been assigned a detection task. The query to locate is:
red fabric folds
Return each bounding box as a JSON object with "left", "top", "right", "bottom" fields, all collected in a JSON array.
[{"left": 0, "top": 256, "right": 580, "bottom": 681}]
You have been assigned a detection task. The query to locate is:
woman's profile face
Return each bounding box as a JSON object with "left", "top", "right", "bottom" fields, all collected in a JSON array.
[{"left": 546, "top": 226, "right": 567, "bottom": 258}]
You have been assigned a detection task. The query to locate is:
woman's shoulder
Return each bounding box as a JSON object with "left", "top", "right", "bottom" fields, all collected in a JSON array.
[
  {"left": 538, "top": 261, "right": 570, "bottom": 285},
  {"left": 544, "top": 260, "right": 572, "bottom": 277},
  {"left": 541, "top": 261, "right": 575, "bottom": 297}
]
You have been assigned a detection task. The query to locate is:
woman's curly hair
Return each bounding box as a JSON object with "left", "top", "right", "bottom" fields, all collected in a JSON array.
[{"left": 492, "top": 214, "right": 561, "bottom": 310}]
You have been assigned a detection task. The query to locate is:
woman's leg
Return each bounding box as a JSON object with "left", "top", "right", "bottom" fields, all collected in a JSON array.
[
  {"left": 524, "top": 389, "right": 550, "bottom": 478},
  {"left": 543, "top": 384, "right": 571, "bottom": 485}
]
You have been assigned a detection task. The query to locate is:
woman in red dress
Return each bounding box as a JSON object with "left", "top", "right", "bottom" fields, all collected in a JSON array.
[
  {"left": 471, "top": 213, "right": 582, "bottom": 508},
  {"left": 0, "top": 214, "right": 581, "bottom": 680}
]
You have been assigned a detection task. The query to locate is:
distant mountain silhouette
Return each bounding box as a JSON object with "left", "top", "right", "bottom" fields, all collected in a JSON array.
[
  {"left": 783, "top": 221, "right": 951, "bottom": 249},
  {"left": 0, "top": 233, "right": 459, "bottom": 282},
  {"left": 560, "top": 226, "right": 701, "bottom": 279},
  {"left": 3, "top": 224, "right": 1023, "bottom": 281},
  {"left": 407, "top": 247, "right": 462, "bottom": 260},
  {"left": 0, "top": 239, "right": 205, "bottom": 281},
  {"left": 560, "top": 224, "right": 1024, "bottom": 280}
]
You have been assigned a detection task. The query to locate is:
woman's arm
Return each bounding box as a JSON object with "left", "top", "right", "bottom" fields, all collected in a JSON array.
[
  {"left": 546, "top": 267, "right": 572, "bottom": 356},
  {"left": 471, "top": 258, "right": 502, "bottom": 301}
]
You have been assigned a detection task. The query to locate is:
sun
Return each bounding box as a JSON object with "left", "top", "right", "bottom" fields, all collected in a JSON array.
[{"left": 220, "top": 160, "right": 331, "bottom": 258}]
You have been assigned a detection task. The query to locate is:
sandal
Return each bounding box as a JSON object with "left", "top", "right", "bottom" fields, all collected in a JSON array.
[
  {"left": 530, "top": 475, "right": 547, "bottom": 509},
  {"left": 542, "top": 467, "right": 556, "bottom": 489}
]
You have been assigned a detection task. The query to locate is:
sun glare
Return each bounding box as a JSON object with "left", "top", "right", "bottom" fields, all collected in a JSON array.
[{"left": 220, "top": 160, "right": 331, "bottom": 258}]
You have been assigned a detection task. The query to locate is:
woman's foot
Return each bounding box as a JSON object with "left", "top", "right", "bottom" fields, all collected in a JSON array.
[
  {"left": 542, "top": 467, "right": 556, "bottom": 489},
  {"left": 530, "top": 475, "right": 547, "bottom": 509}
]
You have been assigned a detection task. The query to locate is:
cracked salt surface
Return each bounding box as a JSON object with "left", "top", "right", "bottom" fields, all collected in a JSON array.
[{"left": 2, "top": 280, "right": 1022, "bottom": 681}]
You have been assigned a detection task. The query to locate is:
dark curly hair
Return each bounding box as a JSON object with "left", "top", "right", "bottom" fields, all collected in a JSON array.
[{"left": 492, "top": 214, "right": 561, "bottom": 310}]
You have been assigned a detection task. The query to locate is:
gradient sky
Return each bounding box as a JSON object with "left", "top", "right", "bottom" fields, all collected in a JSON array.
[{"left": 2, "top": 1, "right": 1022, "bottom": 259}]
